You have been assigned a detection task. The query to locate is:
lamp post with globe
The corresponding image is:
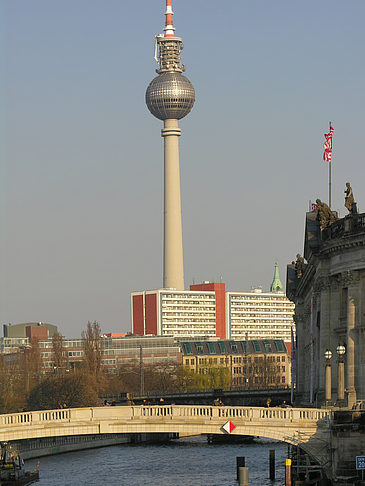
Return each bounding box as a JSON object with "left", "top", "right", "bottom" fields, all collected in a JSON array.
[
  {"left": 146, "top": 0, "right": 195, "bottom": 291},
  {"left": 336, "top": 345, "right": 346, "bottom": 407},
  {"left": 324, "top": 349, "right": 332, "bottom": 406}
]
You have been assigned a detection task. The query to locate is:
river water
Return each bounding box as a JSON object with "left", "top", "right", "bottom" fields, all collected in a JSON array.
[{"left": 27, "top": 437, "right": 288, "bottom": 486}]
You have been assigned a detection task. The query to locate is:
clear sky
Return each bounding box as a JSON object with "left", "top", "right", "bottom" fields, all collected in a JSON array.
[{"left": 1, "top": 0, "right": 364, "bottom": 337}]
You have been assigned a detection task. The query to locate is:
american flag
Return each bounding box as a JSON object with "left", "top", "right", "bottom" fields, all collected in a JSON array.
[{"left": 323, "top": 125, "right": 334, "bottom": 162}]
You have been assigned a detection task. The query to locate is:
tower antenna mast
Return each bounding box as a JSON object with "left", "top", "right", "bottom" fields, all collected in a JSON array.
[{"left": 164, "top": 0, "right": 175, "bottom": 38}]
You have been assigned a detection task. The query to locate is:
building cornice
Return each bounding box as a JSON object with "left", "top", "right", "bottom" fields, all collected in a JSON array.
[{"left": 319, "top": 232, "right": 365, "bottom": 259}]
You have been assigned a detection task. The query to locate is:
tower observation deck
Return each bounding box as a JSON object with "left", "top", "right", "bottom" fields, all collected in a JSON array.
[{"left": 146, "top": 0, "right": 195, "bottom": 291}]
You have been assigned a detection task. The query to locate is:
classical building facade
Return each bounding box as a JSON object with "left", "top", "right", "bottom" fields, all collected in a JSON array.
[{"left": 287, "top": 210, "right": 365, "bottom": 408}]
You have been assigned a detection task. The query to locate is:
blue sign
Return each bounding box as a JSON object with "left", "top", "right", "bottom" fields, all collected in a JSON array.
[{"left": 356, "top": 456, "right": 365, "bottom": 470}]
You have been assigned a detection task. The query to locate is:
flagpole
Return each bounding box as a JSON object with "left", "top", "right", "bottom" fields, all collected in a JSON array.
[{"left": 329, "top": 121, "right": 332, "bottom": 209}]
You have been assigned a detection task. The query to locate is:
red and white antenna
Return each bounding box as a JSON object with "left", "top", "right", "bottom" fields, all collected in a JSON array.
[{"left": 164, "top": 0, "right": 175, "bottom": 37}]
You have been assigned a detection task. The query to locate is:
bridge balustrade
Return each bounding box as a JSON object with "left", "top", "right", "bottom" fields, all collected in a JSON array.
[
  {"left": 0, "top": 405, "right": 333, "bottom": 478},
  {"left": 130, "top": 406, "right": 330, "bottom": 424},
  {"left": 0, "top": 412, "right": 33, "bottom": 425},
  {"left": 39, "top": 410, "right": 71, "bottom": 422},
  {"left": 138, "top": 406, "right": 173, "bottom": 417},
  {"left": 0, "top": 406, "right": 331, "bottom": 431},
  {"left": 0, "top": 409, "right": 72, "bottom": 427}
]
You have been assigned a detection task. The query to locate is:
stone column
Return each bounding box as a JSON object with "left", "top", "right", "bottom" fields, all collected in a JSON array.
[
  {"left": 346, "top": 291, "right": 357, "bottom": 408},
  {"left": 294, "top": 308, "right": 306, "bottom": 403},
  {"left": 337, "top": 358, "right": 345, "bottom": 402},
  {"left": 319, "top": 283, "right": 331, "bottom": 399},
  {"left": 325, "top": 361, "right": 332, "bottom": 404},
  {"left": 162, "top": 118, "right": 184, "bottom": 291}
]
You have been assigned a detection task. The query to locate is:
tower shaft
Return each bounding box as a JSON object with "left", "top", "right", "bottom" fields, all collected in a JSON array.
[{"left": 162, "top": 119, "right": 184, "bottom": 290}]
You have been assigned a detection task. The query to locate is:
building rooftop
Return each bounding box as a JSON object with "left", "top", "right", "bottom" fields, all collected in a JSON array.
[{"left": 180, "top": 339, "right": 288, "bottom": 356}]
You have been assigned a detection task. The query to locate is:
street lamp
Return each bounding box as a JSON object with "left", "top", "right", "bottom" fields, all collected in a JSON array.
[
  {"left": 336, "top": 345, "right": 346, "bottom": 356},
  {"left": 139, "top": 345, "right": 144, "bottom": 396},
  {"left": 324, "top": 350, "right": 332, "bottom": 406},
  {"left": 336, "top": 345, "right": 346, "bottom": 406}
]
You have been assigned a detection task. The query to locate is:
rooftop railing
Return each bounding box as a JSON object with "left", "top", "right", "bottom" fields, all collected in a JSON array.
[{"left": 322, "top": 213, "right": 365, "bottom": 241}]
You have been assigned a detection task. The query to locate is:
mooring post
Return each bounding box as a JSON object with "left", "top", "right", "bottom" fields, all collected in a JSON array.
[
  {"left": 236, "top": 456, "right": 245, "bottom": 480},
  {"left": 285, "top": 458, "right": 292, "bottom": 486},
  {"left": 269, "top": 449, "right": 275, "bottom": 480},
  {"left": 238, "top": 466, "right": 249, "bottom": 486}
]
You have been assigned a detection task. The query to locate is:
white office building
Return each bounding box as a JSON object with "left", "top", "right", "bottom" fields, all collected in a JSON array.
[
  {"left": 132, "top": 264, "right": 295, "bottom": 342},
  {"left": 227, "top": 288, "right": 295, "bottom": 341}
]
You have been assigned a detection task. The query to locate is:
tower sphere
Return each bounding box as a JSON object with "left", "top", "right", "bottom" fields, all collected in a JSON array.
[{"left": 146, "top": 72, "right": 195, "bottom": 121}]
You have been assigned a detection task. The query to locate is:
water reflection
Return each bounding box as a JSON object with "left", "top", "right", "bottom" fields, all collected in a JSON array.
[{"left": 31, "top": 436, "right": 287, "bottom": 486}]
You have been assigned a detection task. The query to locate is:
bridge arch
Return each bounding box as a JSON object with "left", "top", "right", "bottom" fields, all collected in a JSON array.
[{"left": 0, "top": 405, "right": 331, "bottom": 472}]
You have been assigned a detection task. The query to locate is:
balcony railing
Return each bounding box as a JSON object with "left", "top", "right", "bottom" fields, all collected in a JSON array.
[{"left": 322, "top": 213, "right": 365, "bottom": 241}]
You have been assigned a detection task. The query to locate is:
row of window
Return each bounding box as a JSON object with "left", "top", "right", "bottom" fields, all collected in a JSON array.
[
  {"left": 39, "top": 340, "right": 83, "bottom": 349},
  {"left": 41, "top": 351, "right": 84, "bottom": 358},
  {"left": 231, "top": 320, "right": 292, "bottom": 324},
  {"left": 184, "top": 340, "right": 285, "bottom": 355},
  {"left": 232, "top": 376, "right": 286, "bottom": 385},
  {"left": 162, "top": 294, "right": 214, "bottom": 298},
  {"left": 162, "top": 316, "right": 216, "bottom": 320},
  {"left": 162, "top": 297, "right": 214, "bottom": 302},
  {"left": 185, "top": 356, "right": 286, "bottom": 366},
  {"left": 162, "top": 307, "right": 216, "bottom": 311},
  {"left": 233, "top": 365, "right": 286, "bottom": 374}
]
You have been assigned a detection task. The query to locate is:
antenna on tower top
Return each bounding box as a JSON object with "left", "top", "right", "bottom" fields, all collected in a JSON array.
[{"left": 164, "top": 0, "right": 175, "bottom": 37}]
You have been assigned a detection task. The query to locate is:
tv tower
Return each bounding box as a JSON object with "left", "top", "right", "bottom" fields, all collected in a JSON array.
[{"left": 146, "top": 0, "right": 195, "bottom": 290}]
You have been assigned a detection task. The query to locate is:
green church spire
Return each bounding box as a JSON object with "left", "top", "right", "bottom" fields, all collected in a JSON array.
[{"left": 270, "top": 262, "right": 283, "bottom": 292}]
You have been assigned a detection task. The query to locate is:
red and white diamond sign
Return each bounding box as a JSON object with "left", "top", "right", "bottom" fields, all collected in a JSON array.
[{"left": 222, "top": 421, "right": 236, "bottom": 434}]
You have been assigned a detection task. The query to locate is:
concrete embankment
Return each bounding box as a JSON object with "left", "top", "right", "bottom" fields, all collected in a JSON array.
[{"left": 14, "top": 433, "right": 174, "bottom": 460}]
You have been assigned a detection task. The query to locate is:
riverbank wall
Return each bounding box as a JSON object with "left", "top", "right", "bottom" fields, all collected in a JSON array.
[{"left": 14, "top": 433, "right": 174, "bottom": 460}]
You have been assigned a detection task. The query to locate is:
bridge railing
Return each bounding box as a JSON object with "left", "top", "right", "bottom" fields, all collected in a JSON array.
[
  {"left": 130, "top": 405, "right": 330, "bottom": 423},
  {"left": 0, "top": 412, "right": 33, "bottom": 425},
  {"left": 0, "top": 405, "right": 331, "bottom": 429},
  {"left": 0, "top": 409, "right": 73, "bottom": 426}
]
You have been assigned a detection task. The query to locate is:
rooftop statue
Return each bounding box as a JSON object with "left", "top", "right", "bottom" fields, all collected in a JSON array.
[
  {"left": 344, "top": 182, "right": 358, "bottom": 215},
  {"left": 316, "top": 199, "right": 337, "bottom": 230},
  {"left": 294, "top": 254, "right": 305, "bottom": 279}
]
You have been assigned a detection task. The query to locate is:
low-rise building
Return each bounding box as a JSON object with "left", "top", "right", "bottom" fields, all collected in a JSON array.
[
  {"left": 180, "top": 339, "right": 290, "bottom": 388},
  {"left": 28, "top": 334, "right": 182, "bottom": 371},
  {"left": 3, "top": 322, "right": 57, "bottom": 339}
]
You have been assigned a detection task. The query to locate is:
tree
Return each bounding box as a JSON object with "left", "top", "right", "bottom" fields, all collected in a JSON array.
[
  {"left": 52, "top": 332, "right": 66, "bottom": 371},
  {"left": 98, "top": 372, "right": 126, "bottom": 398},
  {"left": 143, "top": 361, "right": 177, "bottom": 394},
  {"left": 175, "top": 365, "right": 231, "bottom": 392},
  {"left": 245, "top": 355, "right": 281, "bottom": 388},
  {"left": 82, "top": 321, "right": 102, "bottom": 378},
  {"left": 18, "top": 341, "right": 42, "bottom": 394},
  {"left": 175, "top": 365, "right": 197, "bottom": 392},
  {"left": 27, "top": 371, "right": 99, "bottom": 410},
  {"left": 117, "top": 363, "right": 140, "bottom": 395},
  {"left": 0, "top": 355, "right": 26, "bottom": 413}
]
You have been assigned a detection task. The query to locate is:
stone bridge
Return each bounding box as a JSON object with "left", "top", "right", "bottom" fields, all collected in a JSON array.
[{"left": 0, "top": 405, "right": 331, "bottom": 472}]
